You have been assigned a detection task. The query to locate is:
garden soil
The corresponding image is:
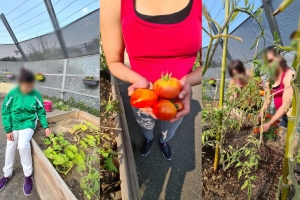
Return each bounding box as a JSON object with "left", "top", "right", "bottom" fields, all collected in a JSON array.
[
  {"left": 33, "top": 116, "right": 100, "bottom": 200},
  {"left": 202, "top": 126, "right": 288, "bottom": 200},
  {"left": 100, "top": 72, "right": 121, "bottom": 200}
]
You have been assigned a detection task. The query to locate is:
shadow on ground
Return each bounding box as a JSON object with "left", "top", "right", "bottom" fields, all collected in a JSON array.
[{"left": 117, "top": 81, "right": 202, "bottom": 200}]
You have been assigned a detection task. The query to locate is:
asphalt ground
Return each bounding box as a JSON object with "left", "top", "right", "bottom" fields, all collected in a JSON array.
[
  {"left": 117, "top": 81, "right": 202, "bottom": 200},
  {"left": 0, "top": 93, "right": 66, "bottom": 200}
]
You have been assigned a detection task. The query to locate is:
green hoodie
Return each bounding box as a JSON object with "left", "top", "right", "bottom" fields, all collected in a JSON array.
[{"left": 2, "top": 87, "right": 48, "bottom": 133}]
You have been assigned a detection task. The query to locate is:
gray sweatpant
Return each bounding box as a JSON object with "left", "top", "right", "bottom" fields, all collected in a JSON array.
[{"left": 132, "top": 107, "right": 183, "bottom": 143}]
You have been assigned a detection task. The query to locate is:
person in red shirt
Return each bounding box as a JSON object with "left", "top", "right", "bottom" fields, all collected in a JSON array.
[
  {"left": 101, "top": 0, "right": 202, "bottom": 160},
  {"left": 258, "top": 46, "right": 295, "bottom": 131}
]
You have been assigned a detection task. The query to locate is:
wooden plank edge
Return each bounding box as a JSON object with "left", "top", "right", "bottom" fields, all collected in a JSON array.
[
  {"left": 31, "top": 139, "right": 77, "bottom": 200},
  {"left": 111, "top": 74, "right": 141, "bottom": 200}
]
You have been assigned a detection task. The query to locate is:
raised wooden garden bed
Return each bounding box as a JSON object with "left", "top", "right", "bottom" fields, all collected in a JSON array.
[
  {"left": 32, "top": 111, "right": 100, "bottom": 200},
  {"left": 100, "top": 70, "right": 140, "bottom": 200}
]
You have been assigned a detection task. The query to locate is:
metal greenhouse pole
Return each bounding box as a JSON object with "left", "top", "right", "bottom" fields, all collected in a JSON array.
[
  {"left": 262, "top": 0, "right": 283, "bottom": 45},
  {"left": 44, "top": 0, "right": 69, "bottom": 58},
  {"left": 0, "top": 13, "right": 28, "bottom": 61}
]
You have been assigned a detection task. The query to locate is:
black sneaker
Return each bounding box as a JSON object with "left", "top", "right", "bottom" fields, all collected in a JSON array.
[
  {"left": 141, "top": 139, "right": 153, "bottom": 156},
  {"left": 160, "top": 142, "right": 172, "bottom": 160}
]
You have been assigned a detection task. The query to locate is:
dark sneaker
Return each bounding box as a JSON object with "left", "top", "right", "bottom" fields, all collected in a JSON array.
[
  {"left": 0, "top": 175, "right": 12, "bottom": 191},
  {"left": 141, "top": 139, "right": 153, "bottom": 156},
  {"left": 23, "top": 175, "right": 33, "bottom": 196},
  {"left": 160, "top": 142, "right": 172, "bottom": 160}
]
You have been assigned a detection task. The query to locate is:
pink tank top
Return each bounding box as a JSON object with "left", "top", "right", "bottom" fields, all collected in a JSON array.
[
  {"left": 121, "top": 0, "right": 202, "bottom": 83},
  {"left": 272, "top": 70, "right": 287, "bottom": 110}
]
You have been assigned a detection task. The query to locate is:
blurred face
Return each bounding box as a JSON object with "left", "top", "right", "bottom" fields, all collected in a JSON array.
[
  {"left": 266, "top": 51, "right": 281, "bottom": 77},
  {"left": 20, "top": 82, "right": 34, "bottom": 94},
  {"left": 231, "top": 69, "right": 246, "bottom": 85}
]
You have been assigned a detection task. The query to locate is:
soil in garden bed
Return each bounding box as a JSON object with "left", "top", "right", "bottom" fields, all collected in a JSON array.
[
  {"left": 202, "top": 126, "right": 286, "bottom": 200},
  {"left": 100, "top": 71, "right": 121, "bottom": 200},
  {"left": 33, "top": 117, "right": 100, "bottom": 200}
]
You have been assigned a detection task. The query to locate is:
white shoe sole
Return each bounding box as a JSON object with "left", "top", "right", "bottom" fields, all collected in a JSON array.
[
  {"left": 23, "top": 179, "right": 33, "bottom": 196},
  {"left": 162, "top": 151, "right": 172, "bottom": 161},
  {"left": 141, "top": 150, "right": 150, "bottom": 156}
]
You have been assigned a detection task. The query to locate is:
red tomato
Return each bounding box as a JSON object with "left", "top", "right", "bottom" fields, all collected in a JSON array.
[
  {"left": 253, "top": 127, "right": 260, "bottom": 134},
  {"left": 130, "top": 88, "right": 158, "bottom": 108},
  {"left": 153, "top": 100, "right": 177, "bottom": 121},
  {"left": 174, "top": 101, "right": 184, "bottom": 111},
  {"left": 153, "top": 73, "right": 182, "bottom": 99}
]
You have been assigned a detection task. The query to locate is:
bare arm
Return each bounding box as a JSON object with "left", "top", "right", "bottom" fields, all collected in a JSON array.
[
  {"left": 180, "top": 65, "right": 202, "bottom": 87},
  {"left": 100, "top": 0, "right": 147, "bottom": 84},
  {"left": 268, "top": 70, "right": 294, "bottom": 125}
]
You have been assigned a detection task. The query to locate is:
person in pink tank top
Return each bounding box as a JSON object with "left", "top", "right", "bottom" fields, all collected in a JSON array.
[
  {"left": 101, "top": 0, "right": 202, "bottom": 160},
  {"left": 258, "top": 46, "right": 295, "bottom": 131}
]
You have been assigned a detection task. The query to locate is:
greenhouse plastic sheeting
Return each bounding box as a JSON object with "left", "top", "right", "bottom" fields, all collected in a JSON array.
[
  {"left": 0, "top": 9, "right": 99, "bottom": 61},
  {"left": 203, "top": 0, "right": 300, "bottom": 69}
]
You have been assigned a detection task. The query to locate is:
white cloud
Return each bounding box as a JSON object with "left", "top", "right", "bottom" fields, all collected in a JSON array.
[{"left": 82, "top": 7, "right": 88, "bottom": 14}]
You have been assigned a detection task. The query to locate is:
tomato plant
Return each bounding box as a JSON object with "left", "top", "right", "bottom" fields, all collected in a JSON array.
[
  {"left": 153, "top": 73, "right": 182, "bottom": 99},
  {"left": 153, "top": 100, "right": 177, "bottom": 121},
  {"left": 130, "top": 88, "right": 158, "bottom": 108}
]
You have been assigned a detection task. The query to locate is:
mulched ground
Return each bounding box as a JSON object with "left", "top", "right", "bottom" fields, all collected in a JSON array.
[{"left": 202, "top": 125, "right": 289, "bottom": 200}]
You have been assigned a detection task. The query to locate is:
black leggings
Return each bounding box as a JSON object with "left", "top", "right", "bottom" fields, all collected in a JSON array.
[{"left": 279, "top": 115, "right": 288, "bottom": 128}]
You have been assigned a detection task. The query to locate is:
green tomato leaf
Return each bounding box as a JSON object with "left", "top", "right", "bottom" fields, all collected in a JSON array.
[{"left": 103, "top": 155, "right": 118, "bottom": 173}]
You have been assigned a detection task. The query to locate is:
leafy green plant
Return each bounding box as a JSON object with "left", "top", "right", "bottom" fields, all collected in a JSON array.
[
  {"left": 100, "top": 42, "right": 109, "bottom": 71},
  {"left": 80, "top": 155, "right": 100, "bottom": 200},
  {"left": 101, "top": 94, "right": 122, "bottom": 117},
  {"left": 54, "top": 101, "right": 71, "bottom": 111},
  {"left": 44, "top": 133, "right": 85, "bottom": 175},
  {"left": 220, "top": 136, "right": 261, "bottom": 200},
  {"left": 43, "top": 95, "right": 99, "bottom": 117},
  {"left": 84, "top": 76, "right": 95, "bottom": 80}
]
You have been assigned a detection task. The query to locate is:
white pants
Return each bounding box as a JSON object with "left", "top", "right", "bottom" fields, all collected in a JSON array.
[{"left": 3, "top": 128, "right": 34, "bottom": 177}]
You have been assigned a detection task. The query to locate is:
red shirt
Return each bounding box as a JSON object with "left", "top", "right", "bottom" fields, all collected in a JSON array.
[
  {"left": 272, "top": 70, "right": 287, "bottom": 110},
  {"left": 121, "top": 0, "right": 202, "bottom": 83}
]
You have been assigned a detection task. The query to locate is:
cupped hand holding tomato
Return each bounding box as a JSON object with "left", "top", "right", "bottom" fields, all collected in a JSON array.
[
  {"left": 128, "top": 78, "right": 158, "bottom": 118},
  {"left": 128, "top": 78, "right": 151, "bottom": 96},
  {"left": 169, "top": 80, "right": 191, "bottom": 122}
]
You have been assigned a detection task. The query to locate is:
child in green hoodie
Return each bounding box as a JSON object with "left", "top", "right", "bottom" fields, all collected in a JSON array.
[{"left": 0, "top": 68, "right": 51, "bottom": 196}]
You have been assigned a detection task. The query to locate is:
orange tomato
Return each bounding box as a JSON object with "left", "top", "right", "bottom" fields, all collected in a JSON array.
[
  {"left": 260, "top": 90, "right": 264, "bottom": 97},
  {"left": 153, "top": 73, "right": 182, "bottom": 99},
  {"left": 130, "top": 88, "right": 158, "bottom": 108},
  {"left": 174, "top": 101, "right": 184, "bottom": 111},
  {"left": 253, "top": 127, "right": 260, "bottom": 134},
  {"left": 153, "top": 100, "right": 177, "bottom": 121}
]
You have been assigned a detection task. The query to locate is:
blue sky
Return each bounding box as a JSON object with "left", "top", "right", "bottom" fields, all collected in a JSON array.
[
  {"left": 202, "top": 0, "right": 262, "bottom": 47},
  {"left": 0, "top": 0, "right": 99, "bottom": 44}
]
